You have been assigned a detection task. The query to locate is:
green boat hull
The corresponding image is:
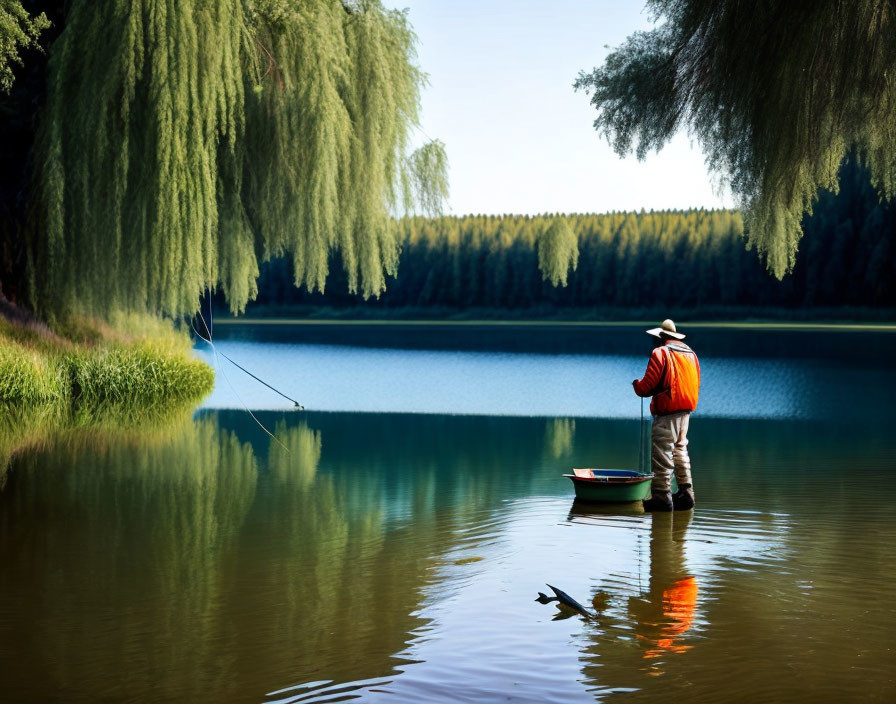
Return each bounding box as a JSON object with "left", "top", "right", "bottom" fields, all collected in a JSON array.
[{"left": 564, "top": 475, "right": 652, "bottom": 503}]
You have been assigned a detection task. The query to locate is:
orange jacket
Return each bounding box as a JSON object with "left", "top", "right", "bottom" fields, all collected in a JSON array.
[{"left": 633, "top": 340, "right": 701, "bottom": 415}]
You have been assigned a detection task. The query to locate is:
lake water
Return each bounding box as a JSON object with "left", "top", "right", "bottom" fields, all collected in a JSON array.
[
  {"left": 1, "top": 324, "right": 894, "bottom": 702},
  {"left": 194, "top": 323, "right": 891, "bottom": 419}
]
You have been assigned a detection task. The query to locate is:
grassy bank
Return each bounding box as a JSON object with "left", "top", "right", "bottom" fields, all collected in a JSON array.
[{"left": 0, "top": 313, "right": 214, "bottom": 413}]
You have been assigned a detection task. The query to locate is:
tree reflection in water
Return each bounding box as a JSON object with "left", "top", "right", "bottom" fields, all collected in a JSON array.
[
  {"left": 2, "top": 410, "right": 892, "bottom": 702},
  {"left": 0, "top": 415, "right": 260, "bottom": 701}
]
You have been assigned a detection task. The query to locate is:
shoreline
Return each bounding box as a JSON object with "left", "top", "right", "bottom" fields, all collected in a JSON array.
[{"left": 213, "top": 318, "right": 896, "bottom": 333}]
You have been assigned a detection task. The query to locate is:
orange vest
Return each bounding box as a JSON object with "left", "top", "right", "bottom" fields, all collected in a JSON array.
[{"left": 633, "top": 341, "right": 701, "bottom": 415}]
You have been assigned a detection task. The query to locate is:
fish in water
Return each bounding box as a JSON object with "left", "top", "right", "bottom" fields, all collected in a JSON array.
[{"left": 535, "top": 584, "right": 595, "bottom": 620}]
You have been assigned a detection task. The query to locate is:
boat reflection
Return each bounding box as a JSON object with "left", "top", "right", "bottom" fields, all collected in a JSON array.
[{"left": 568, "top": 498, "right": 645, "bottom": 517}]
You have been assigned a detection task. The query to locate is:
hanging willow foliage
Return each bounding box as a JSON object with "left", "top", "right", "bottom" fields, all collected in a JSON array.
[
  {"left": 0, "top": 0, "right": 49, "bottom": 93},
  {"left": 575, "top": 0, "right": 896, "bottom": 279},
  {"left": 537, "top": 217, "right": 578, "bottom": 287},
  {"left": 29, "top": 0, "right": 447, "bottom": 318}
]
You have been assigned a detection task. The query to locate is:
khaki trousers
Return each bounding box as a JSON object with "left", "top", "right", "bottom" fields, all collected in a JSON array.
[{"left": 651, "top": 411, "right": 692, "bottom": 494}]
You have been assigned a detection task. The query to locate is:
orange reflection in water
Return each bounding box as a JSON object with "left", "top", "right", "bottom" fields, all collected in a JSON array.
[
  {"left": 640, "top": 575, "right": 699, "bottom": 660},
  {"left": 629, "top": 512, "right": 699, "bottom": 675}
]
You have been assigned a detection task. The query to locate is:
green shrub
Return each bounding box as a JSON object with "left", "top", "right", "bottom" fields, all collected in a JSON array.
[
  {"left": 66, "top": 342, "right": 214, "bottom": 409},
  {"left": 0, "top": 316, "right": 214, "bottom": 414}
]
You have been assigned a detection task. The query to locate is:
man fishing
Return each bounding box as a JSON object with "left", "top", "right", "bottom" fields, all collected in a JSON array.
[{"left": 632, "top": 319, "right": 701, "bottom": 512}]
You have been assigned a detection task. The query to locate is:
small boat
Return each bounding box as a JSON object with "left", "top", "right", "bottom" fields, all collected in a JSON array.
[{"left": 563, "top": 468, "right": 653, "bottom": 503}]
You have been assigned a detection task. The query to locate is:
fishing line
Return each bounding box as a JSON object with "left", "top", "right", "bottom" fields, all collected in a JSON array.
[
  {"left": 413, "top": 122, "right": 439, "bottom": 145},
  {"left": 202, "top": 298, "right": 302, "bottom": 409},
  {"left": 194, "top": 315, "right": 289, "bottom": 453},
  {"left": 192, "top": 303, "right": 290, "bottom": 453},
  {"left": 216, "top": 351, "right": 304, "bottom": 409},
  {"left": 637, "top": 532, "right": 643, "bottom": 595},
  {"left": 638, "top": 396, "right": 645, "bottom": 474}
]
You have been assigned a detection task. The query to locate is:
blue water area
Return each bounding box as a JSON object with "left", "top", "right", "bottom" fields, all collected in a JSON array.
[
  {"left": 195, "top": 323, "right": 890, "bottom": 420},
  {"left": 0, "top": 324, "right": 893, "bottom": 703}
]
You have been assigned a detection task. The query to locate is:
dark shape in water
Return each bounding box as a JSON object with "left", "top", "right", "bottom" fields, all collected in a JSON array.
[{"left": 535, "top": 584, "right": 595, "bottom": 620}]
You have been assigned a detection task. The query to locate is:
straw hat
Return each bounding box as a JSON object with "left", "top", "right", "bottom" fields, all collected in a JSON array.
[{"left": 646, "top": 319, "right": 686, "bottom": 340}]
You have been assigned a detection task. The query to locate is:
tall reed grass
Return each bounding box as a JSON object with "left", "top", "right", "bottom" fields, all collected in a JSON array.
[{"left": 0, "top": 315, "right": 214, "bottom": 411}]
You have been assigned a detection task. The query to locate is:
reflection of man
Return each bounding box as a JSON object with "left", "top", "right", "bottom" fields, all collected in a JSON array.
[
  {"left": 628, "top": 512, "right": 698, "bottom": 668},
  {"left": 632, "top": 319, "right": 701, "bottom": 512}
]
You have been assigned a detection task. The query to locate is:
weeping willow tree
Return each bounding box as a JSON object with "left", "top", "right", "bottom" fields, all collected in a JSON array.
[
  {"left": 537, "top": 217, "right": 578, "bottom": 286},
  {"left": 28, "top": 0, "right": 447, "bottom": 319},
  {"left": 574, "top": 0, "right": 896, "bottom": 278},
  {"left": 0, "top": 1, "right": 49, "bottom": 93}
]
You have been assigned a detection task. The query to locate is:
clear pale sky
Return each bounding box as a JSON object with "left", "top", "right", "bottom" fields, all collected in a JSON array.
[{"left": 384, "top": 0, "right": 734, "bottom": 216}]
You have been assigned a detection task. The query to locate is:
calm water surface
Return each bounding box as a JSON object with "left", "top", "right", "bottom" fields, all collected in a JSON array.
[
  {"left": 0, "top": 325, "right": 893, "bottom": 702},
  {"left": 195, "top": 323, "right": 891, "bottom": 418}
]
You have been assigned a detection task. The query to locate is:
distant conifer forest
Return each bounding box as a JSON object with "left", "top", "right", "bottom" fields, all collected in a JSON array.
[{"left": 239, "top": 159, "right": 895, "bottom": 319}]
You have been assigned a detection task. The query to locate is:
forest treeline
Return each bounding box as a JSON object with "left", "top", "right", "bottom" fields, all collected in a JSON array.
[{"left": 245, "top": 159, "right": 895, "bottom": 316}]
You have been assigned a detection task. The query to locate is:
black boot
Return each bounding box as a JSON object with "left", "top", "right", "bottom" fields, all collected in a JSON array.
[
  {"left": 673, "top": 484, "right": 695, "bottom": 511},
  {"left": 642, "top": 491, "right": 673, "bottom": 512}
]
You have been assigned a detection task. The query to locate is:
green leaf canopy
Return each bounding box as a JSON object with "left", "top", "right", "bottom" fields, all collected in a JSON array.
[
  {"left": 29, "top": 0, "right": 447, "bottom": 318},
  {"left": 575, "top": 0, "right": 896, "bottom": 278},
  {"left": 0, "top": 0, "right": 49, "bottom": 93}
]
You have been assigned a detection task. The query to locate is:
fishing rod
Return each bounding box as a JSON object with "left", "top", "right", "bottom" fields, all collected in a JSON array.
[
  {"left": 191, "top": 314, "right": 290, "bottom": 452},
  {"left": 214, "top": 349, "right": 303, "bottom": 410},
  {"left": 195, "top": 296, "right": 304, "bottom": 410},
  {"left": 638, "top": 396, "right": 645, "bottom": 474},
  {"left": 190, "top": 296, "right": 300, "bottom": 454}
]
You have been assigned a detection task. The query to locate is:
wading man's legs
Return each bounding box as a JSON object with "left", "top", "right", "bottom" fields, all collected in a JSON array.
[
  {"left": 671, "top": 412, "right": 694, "bottom": 509},
  {"left": 672, "top": 413, "right": 691, "bottom": 488},
  {"left": 648, "top": 412, "right": 694, "bottom": 511},
  {"left": 650, "top": 415, "right": 676, "bottom": 495}
]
